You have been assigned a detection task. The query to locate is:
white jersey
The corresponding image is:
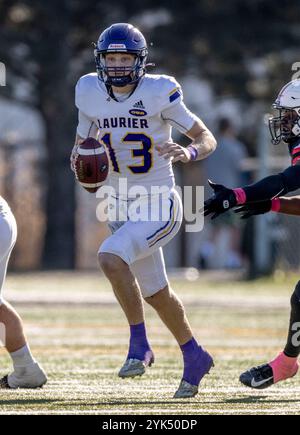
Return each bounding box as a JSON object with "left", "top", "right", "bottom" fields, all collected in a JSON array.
[{"left": 75, "top": 73, "right": 197, "bottom": 196}]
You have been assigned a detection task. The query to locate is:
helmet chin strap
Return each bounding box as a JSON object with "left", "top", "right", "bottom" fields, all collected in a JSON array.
[
  {"left": 107, "top": 74, "right": 133, "bottom": 87},
  {"left": 105, "top": 80, "right": 137, "bottom": 102}
]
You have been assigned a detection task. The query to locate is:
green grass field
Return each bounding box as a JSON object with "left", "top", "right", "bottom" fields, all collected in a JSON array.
[{"left": 0, "top": 271, "right": 300, "bottom": 415}]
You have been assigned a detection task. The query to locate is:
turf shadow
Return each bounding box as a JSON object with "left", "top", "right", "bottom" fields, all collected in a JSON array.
[
  {"left": 0, "top": 399, "right": 59, "bottom": 406},
  {"left": 225, "top": 396, "right": 300, "bottom": 405}
]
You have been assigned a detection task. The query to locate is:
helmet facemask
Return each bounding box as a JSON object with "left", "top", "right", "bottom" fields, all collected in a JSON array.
[
  {"left": 94, "top": 49, "right": 148, "bottom": 87},
  {"left": 269, "top": 106, "right": 300, "bottom": 145}
]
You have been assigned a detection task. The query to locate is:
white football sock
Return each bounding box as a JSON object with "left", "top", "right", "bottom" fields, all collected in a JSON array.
[{"left": 10, "top": 344, "right": 36, "bottom": 373}]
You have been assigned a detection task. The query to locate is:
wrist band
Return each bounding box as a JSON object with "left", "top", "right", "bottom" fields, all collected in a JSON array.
[
  {"left": 233, "top": 188, "right": 246, "bottom": 205},
  {"left": 271, "top": 197, "right": 281, "bottom": 212},
  {"left": 187, "top": 145, "right": 198, "bottom": 161}
]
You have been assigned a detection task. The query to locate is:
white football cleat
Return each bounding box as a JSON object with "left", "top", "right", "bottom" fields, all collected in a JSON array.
[
  {"left": 118, "top": 351, "right": 154, "bottom": 379},
  {"left": 0, "top": 362, "right": 47, "bottom": 389},
  {"left": 173, "top": 380, "right": 199, "bottom": 399}
]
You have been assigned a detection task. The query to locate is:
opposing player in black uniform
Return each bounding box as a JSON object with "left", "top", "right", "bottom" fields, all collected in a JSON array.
[{"left": 204, "top": 80, "right": 300, "bottom": 389}]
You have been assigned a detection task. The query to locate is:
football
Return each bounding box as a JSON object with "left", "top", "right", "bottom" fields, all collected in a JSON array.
[{"left": 74, "top": 137, "right": 109, "bottom": 193}]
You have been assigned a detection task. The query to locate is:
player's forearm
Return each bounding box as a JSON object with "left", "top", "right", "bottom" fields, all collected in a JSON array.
[
  {"left": 188, "top": 130, "right": 217, "bottom": 161},
  {"left": 234, "top": 165, "right": 300, "bottom": 205},
  {"left": 274, "top": 196, "right": 300, "bottom": 216}
]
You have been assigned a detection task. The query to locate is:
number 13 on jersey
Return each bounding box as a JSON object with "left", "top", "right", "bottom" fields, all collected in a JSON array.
[{"left": 101, "top": 133, "right": 153, "bottom": 174}]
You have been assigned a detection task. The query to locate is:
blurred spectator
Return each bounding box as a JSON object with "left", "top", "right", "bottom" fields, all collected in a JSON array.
[
  {"left": 200, "top": 118, "right": 249, "bottom": 269},
  {"left": 204, "top": 118, "right": 248, "bottom": 188}
]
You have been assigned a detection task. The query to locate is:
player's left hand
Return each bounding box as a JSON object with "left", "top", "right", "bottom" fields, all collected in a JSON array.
[
  {"left": 204, "top": 180, "right": 237, "bottom": 219},
  {"left": 156, "top": 142, "right": 191, "bottom": 163},
  {"left": 234, "top": 199, "right": 272, "bottom": 219}
]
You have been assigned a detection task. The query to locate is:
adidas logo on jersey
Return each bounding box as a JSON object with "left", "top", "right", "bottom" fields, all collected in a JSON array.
[{"left": 133, "top": 100, "right": 145, "bottom": 109}]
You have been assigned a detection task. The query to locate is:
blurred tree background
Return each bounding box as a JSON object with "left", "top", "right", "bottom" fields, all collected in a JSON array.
[{"left": 0, "top": 0, "right": 299, "bottom": 270}]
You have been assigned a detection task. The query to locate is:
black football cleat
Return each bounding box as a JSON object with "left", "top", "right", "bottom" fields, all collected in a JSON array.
[
  {"left": 239, "top": 364, "right": 274, "bottom": 389},
  {"left": 0, "top": 375, "right": 10, "bottom": 389}
]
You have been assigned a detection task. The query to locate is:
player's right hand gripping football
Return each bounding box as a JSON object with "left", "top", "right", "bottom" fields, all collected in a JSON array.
[
  {"left": 204, "top": 180, "right": 237, "bottom": 220},
  {"left": 70, "top": 144, "right": 79, "bottom": 173},
  {"left": 234, "top": 199, "right": 272, "bottom": 219}
]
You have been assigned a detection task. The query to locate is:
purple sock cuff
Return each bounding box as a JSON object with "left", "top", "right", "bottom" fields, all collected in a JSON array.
[
  {"left": 128, "top": 322, "right": 150, "bottom": 361},
  {"left": 130, "top": 322, "right": 147, "bottom": 338},
  {"left": 180, "top": 337, "right": 199, "bottom": 354}
]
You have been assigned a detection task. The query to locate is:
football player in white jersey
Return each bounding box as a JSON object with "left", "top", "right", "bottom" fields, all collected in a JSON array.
[
  {"left": 71, "top": 23, "right": 217, "bottom": 398},
  {"left": 0, "top": 197, "right": 46, "bottom": 389}
]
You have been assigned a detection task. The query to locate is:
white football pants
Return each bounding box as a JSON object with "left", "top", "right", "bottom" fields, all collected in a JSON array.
[
  {"left": 0, "top": 198, "right": 17, "bottom": 305},
  {"left": 99, "top": 188, "right": 183, "bottom": 297}
]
